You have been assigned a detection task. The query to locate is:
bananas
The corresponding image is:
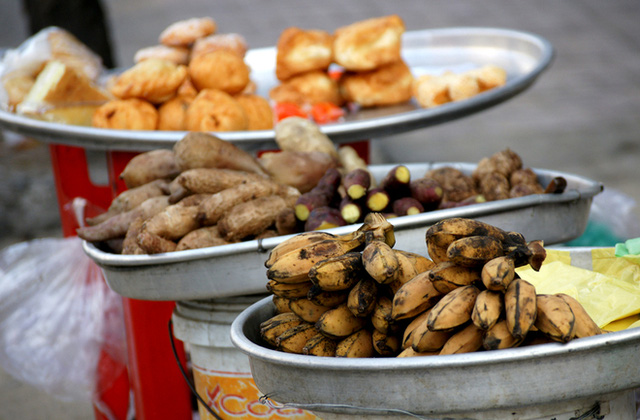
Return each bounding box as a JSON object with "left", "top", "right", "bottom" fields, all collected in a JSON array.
[{"left": 261, "top": 215, "right": 602, "bottom": 359}]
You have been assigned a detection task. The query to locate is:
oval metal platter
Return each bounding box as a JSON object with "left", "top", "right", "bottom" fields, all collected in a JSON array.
[
  {"left": 0, "top": 27, "right": 553, "bottom": 152},
  {"left": 229, "top": 293, "right": 640, "bottom": 418}
]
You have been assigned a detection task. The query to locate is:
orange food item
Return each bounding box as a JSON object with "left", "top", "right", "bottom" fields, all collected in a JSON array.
[
  {"left": 188, "top": 50, "right": 250, "bottom": 94},
  {"left": 339, "top": 60, "right": 414, "bottom": 107},
  {"left": 92, "top": 98, "right": 158, "bottom": 130},
  {"left": 269, "top": 70, "right": 343, "bottom": 106},
  {"left": 191, "top": 33, "right": 248, "bottom": 60},
  {"left": 159, "top": 17, "right": 217, "bottom": 47},
  {"left": 109, "top": 58, "right": 187, "bottom": 104},
  {"left": 276, "top": 27, "right": 334, "bottom": 81},
  {"left": 157, "top": 95, "right": 194, "bottom": 131},
  {"left": 235, "top": 94, "right": 274, "bottom": 130},
  {"left": 310, "top": 102, "right": 345, "bottom": 124},
  {"left": 273, "top": 102, "right": 308, "bottom": 121},
  {"left": 184, "top": 89, "right": 248, "bottom": 132}
]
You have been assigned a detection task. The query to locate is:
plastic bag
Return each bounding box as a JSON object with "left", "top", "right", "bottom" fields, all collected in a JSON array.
[{"left": 0, "top": 236, "right": 127, "bottom": 402}]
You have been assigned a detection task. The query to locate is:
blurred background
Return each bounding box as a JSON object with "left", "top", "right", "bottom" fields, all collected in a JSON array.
[{"left": 0, "top": 0, "right": 639, "bottom": 418}]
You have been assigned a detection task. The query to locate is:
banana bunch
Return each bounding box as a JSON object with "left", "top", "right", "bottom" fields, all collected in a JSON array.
[
  {"left": 260, "top": 215, "right": 602, "bottom": 358},
  {"left": 397, "top": 218, "right": 602, "bottom": 356}
]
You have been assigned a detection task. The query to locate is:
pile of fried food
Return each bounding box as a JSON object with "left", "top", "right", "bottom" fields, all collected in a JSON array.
[
  {"left": 259, "top": 214, "right": 604, "bottom": 357},
  {"left": 1, "top": 16, "right": 508, "bottom": 130}
]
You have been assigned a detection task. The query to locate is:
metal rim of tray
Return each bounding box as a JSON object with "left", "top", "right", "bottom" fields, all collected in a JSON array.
[
  {"left": 82, "top": 163, "right": 602, "bottom": 268},
  {"left": 0, "top": 27, "right": 554, "bottom": 152}
]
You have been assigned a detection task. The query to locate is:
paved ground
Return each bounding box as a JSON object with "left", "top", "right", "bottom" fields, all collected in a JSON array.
[{"left": 1, "top": 1, "right": 640, "bottom": 419}]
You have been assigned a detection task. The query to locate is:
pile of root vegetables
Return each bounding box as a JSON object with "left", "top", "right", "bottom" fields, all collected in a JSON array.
[
  {"left": 259, "top": 214, "right": 603, "bottom": 358},
  {"left": 77, "top": 117, "right": 566, "bottom": 255}
]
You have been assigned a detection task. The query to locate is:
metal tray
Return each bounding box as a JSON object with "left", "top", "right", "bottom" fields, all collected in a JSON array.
[
  {"left": 229, "top": 292, "right": 640, "bottom": 419},
  {"left": 83, "top": 163, "right": 602, "bottom": 301},
  {"left": 0, "top": 27, "right": 553, "bottom": 153}
]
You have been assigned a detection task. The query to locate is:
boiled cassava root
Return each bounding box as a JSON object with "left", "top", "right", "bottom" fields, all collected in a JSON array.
[{"left": 260, "top": 215, "right": 602, "bottom": 357}]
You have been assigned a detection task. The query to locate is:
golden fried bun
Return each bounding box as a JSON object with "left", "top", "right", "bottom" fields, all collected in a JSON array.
[
  {"left": 333, "top": 15, "right": 405, "bottom": 72},
  {"left": 235, "top": 94, "right": 274, "bottom": 130},
  {"left": 276, "top": 27, "right": 333, "bottom": 81},
  {"left": 185, "top": 89, "right": 248, "bottom": 132},
  {"left": 412, "top": 74, "right": 450, "bottom": 108},
  {"left": 159, "top": 17, "right": 217, "bottom": 47},
  {"left": 188, "top": 50, "right": 250, "bottom": 95},
  {"left": 176, "top": 76, "right": 199, "bottom": 97},
  {"left": 269, "top": 71, "right": 343, "bottom": 106},
  {"left": 92, "top": 98, "right": 158, "bottom": 130},
  {"left": 109, "top": 58, "right": 188, "bottom": 104},
  {"left": 191, "top": 33, "right": 249, "bottom": 60},
  {"left": 158, "top": 95, "right": 194, "bottom": 131},
  {"left": 464, "top": 65, "right": 507, "bottom": 91},
  {"left": 134, "top": 45, "right": 190, "bottom": 65},
  {"left": 339, "top": 60, "right": 413, "bottom": 107}
]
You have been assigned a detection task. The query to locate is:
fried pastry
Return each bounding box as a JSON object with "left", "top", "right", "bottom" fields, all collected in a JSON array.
[
  {"left": 269, "top": 70, "right": 342, "bottom": 106},
  {"left": 109, "top": 58, "right": 188, "bottom": 104},
  {"left": 464, "top": 65, "right": 507, "bottom": 91},
  {"left": 234, "top": 93, "right": 274, "bottom": 130},
  {"left": 188, "top": 50, "right": 250, "bottom": 95},
  {"left": 333, "top": 15, "right": 405, "bottom": 72},
  {"left": 159, "top": 17, "right": 217, "bottom": 47},
  {"left": 191, "top": 33, "right": 249, "bottom": 60},
  {"left": 276, "top": 27, "right": 333, "bottom": 81},
  {"left": 184, "top": 88, "right": 248, "bottom": 132},
  {"left": 92, "top": 98, "right": 158, "bottom": 130},
  {"left": 412, "top": 71, "right": 480, "bottom": 108},
  {"left": 176, "top": 76, "right": 199, "bottom": 97},
  {"left": 134, "top": 45, "right": 190, "bottom": 65},
  {"left": 339, "top": 60, "right": 413, "bottom": 107},
  {"left": 157, "top": 95, "right": 194, "bottom": 131}
]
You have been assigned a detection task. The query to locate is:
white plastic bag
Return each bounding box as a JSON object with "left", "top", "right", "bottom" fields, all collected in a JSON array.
[{"left": 0, "top": 236, "right": 127, "bottom": 402}]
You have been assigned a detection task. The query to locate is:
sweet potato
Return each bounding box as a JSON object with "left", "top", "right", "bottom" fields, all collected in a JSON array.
[
  {"left": 173, "top": 132, "right": 268, "bottom": 176},
  {"left": 304, "top": 206, "right": 347, "bottom": 231},
  {"left": 409, "top": 177, "right": 443, "bottom": 210},
  {"left": 275, "top": 207, "right": 300, "bottom": 236},
  {"left": 339, "top": 195, "right": 365, "bottom": 224},
  {"left": 198, "top": 180, "right": 300, "bottom": 226},
  {"left": 174, "top": 168, "right": 266, "bottom": 196},
  {"left": 176, "top": 226, "right": 230, "bottom": 251},
  {"left": 439, "top": 194, "right": 486, "bottom": 209},
  {"left": 86, "top": 179, "right": 170, "bottom": 225},
  {"left": 392, "top": 197, "right": 424, "bottom": 216},
  {"left": 77, "top": 196, "right": 170, "bottom": 242},
  {"left": 119, "top": 149, "right": 181, "bottom": 189},
  {"left": 294, "top": 168, "right": 341, "bottom": 221},
  {"left": 380, "top": 165, "right": 411, "bottom": 199},
  {"left": 365, "top": 187, "right": 391, "bottom": 212},
  {"left": 274, "top": 116, "right": 339, "bottom": 158},
  {"left": 343, "top": 168, "right": 371, "bottom": 200},
  {"left": 136, "top": 202, "right": 203, "bottom": 254},
  {"left": 122, "top": 216, "right": 147, "bottom": 255},
  {"left": 217, "top": 195, "right": 292, "bottom": 242},
  {"left": 259, "top": 150, "right": 338, "bottom": 193}
]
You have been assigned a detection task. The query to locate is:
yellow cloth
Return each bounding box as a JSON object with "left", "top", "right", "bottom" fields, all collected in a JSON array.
[{"left": 516, "top": 248, "right": 640, "bottom": 330}]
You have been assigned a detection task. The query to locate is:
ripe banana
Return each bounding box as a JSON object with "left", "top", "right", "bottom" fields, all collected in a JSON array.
[
  {"left": 411, "top": 317, "right": 452, "bottom": 353},
  {"left": 359, "top": 212, "right": 396, "bottom": 247},
  {"left": 266, "top": 280, "right": 314, "bottom": 299},
  {"left": 372, "top": 329, "right": 401, "bottom": 356},
  {"left": 362, "top": 240, "right": 400, "bottom": 284},
  {"left": 267, "top": 234, "right": 365, "bottom": 283},
  {"left": 504, "top": 278, "right": 537, "bottom": 340},
  {"left": 316, "top": 303, "right": 367, "bottom": 339},
  {"left": 307, "top": 287, "right": 349, "bottom": 307},
  {"left": 471, "top": 290, "right": 503, "bottom": 330},
  {"left": 425, "top": 218, "right": 510, "bottom": 244},
  {"left": 335, "top": 329, "right": 374, "bottom": 358},
  {"left": 275, "top": 322, "right": 319, "bottom": 354},
  {"left": 447, "top": 235, "right": 504, "bottom": 268},
  {"left": 395, "top": 249, "right": 436, "bottom": 273},
  {"left": 391, "top": 271, "right": 442, "bottom": 321},
  {"left": 397, "top": 347, "right": 439, "bottom": 358},
  {"left": 302, "top": 332, "right": 337, "bottom": 357},
  {"left": 308, "top": 252, "right": 364, "bottom": 292},
  {"left": 265, "top": 231, "right": 338, "bottom": 268},
  {"left": 428, "top": 262, "right": 482, "bottom": 294},
  {"left": 427, "top": 285, "right": 480, "bottom": 331},
  {"left": 288, "top": 298, "right": 333, "bottom": 323},
  {"left": 394, "top": 249, "right": 435, "bottom": 286},
  {"left": 439, "top": 323, "right": 484, "bottom": 355},
  {"left": 272, "top": 295, "right": 292, "bottom": 314},
  {"left": 260, "top": 312, "right": 305, "bottom": 346},
  {"left": 534, "top": 294, "right": 576, "bottom": 342},
  {"left": 347, "top": 277, "right": 379, "bottom": 318},
  {"left": 483, "top": 319, "right": 522, "bottom": 350},
  {"left": 556, "top": 293, "right": 601, "bottom": 338},
  {"left": 481, "top": 256, "right": 516, "bottom": 291},
  {"left": 371, "top": 295, "right": 397, "bottom": 335},
  {"left": 425, "top": 232, "right": 459, "bottom": 264},
  {"left": 401, "top": 309, "right": 432, "bottom": 350}
]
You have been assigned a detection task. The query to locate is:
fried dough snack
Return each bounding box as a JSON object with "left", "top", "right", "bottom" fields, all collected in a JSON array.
[
  {"left": 269, "top": 70, "right": 343, "bottom": 106},
  {"left": 465, "top": 65, "right": 508, "bottom": 92},
  {"left": 276, "top": 27, "right": 333, "bottom": 81},
  {"left": 158, "top": 95, "right": 194, "bottom": 131},
  {"left": 159, "top": 17, "right": 217, "bottom": 47},
  {"left": 92, "top": 98, "right": 158, "bottom": 130},
  {"left": 184, "top": 89, "right": 248, "bottom": 132},
  {"left": 191, "top": 33, "right": 248, "bottom": 60},
  {"left": 235, "top": 93, "right": 274, "bottom": 130},
  {"left": 134, "top": 45, "right": 190, "bottom": 65},
  {"left": 333, "top": 15, "right": 405, "bottom": 72},
  {"left": 188, "top": 50, "right": 250, "bottom": 94},
  {"left": 339, "top": 60, "right": 413, "bottom": 107},
  {"left": 109, "top": 58, "right": 188, "bottom": 104}
]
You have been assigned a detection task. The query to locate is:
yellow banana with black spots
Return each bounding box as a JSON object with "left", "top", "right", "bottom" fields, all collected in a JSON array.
[
  {"left": 504, "top": 278, "right": 537, "bottom": 340},
  {"left": 335, "top": 329, "right": 374, "bottom": 358},
  {"left": 427, "top": 285, "right": 480, "bottom": 331}
]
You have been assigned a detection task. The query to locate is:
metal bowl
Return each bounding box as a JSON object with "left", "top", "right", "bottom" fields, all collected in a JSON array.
[{"left": 230, "top": 295, "right": 640, "bottom": 419}]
